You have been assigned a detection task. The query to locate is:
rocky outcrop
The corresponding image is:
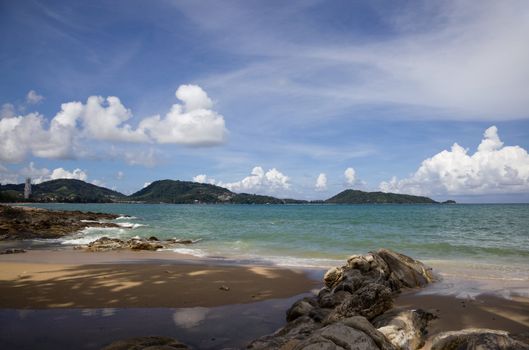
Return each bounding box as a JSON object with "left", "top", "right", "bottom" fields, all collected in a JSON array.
[
  {"left": 373, "top": 308, "right": 435, "bottom": 350},
  {"left": 0, "top": 205, "right": 121, "bottom": 239},
  {"left": 248, "top": 249, "right": 435, "bottom": 350},
  {"left": 430, "top": 329, "right": 529, "bottom": 350},
  {"left": 79, "top": 236, "right": 200, "bottom": 252},
  {"left": 102, "top": 336, "right": 190, "bottom": 350}
]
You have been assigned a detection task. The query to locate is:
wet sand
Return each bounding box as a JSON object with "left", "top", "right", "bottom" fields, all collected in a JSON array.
[
  {"left": 395, "top": 290, "right": 529, "bottom": 347},
  {"left": 0, "top": 250, "right": 319, "bottom": 309}
]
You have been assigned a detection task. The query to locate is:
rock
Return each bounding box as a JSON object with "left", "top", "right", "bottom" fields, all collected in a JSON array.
[
  {"left": 0, "top": 248, "right": 26, "bottom": 254},
  {"left": 376, "top": 249, "right": 435, "bottom": 289},
  {"left": 286, "top": 297, "right": 318, "bottom": 322},
  {"left": 81, "top": 236, "right": 197, "bottom": 252},
  {"left": 248, "top": 249, "right": 436, "bottom": 349},
  {"left": 341, "top": 316, "right": 396, "bottom": 350},
  {"left": 247, "top": 316, "right": 321, "bottom": 350},
  {"left": 0, "top": 204, "right": 120, "bottom": 240},
  {"left": 129, "top": 240, "right": 163, "bottom": 251},
  {"left": 219, "top": 285, "right": 230, "bottom": 291},
  {"left": 431, "top": 329, "right": 529, "bottom": 350},
  {"left": 326, "top": 283, "right": 393, "bottom": 321},
  {"left": 373, "top": 308, "right": 434, "bottom": 350},
  {"left": 292, "top": 322, "right": 381, "bottom": 350},
  {"left": 86, "top": 237, "right": 124, "bottom": 252},
  {"left": 102, "top": 336, "right": 190, "bottom": 350},
  {"left": 323, "top": 266, "right": 343, "bottom": 288}
]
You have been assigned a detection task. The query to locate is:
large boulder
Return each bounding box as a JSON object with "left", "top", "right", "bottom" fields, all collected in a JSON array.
[
  {"left": 376, "top": 249, "right": 435, "bottom": 289},
  {"left": 102, "top": 336, "right": 190, "bottom": 350},
  {"left": 247, "top": 249, "right": 436, "bottom": 349},
  {"left": 373, "top": 308, "right": 435, "bottom": 350},
  {"left": 430, "top": 329, "right": 529, "bottom": 350}
]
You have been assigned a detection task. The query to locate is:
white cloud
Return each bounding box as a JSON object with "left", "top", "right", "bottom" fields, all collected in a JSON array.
[
  {"left": 0, "top": 103, "right": 15, "bottom": 119},
  {"left": 91, "top": 179, "right": 105, "bottom": 187},
  {"left": 1, "top": 162, "right": 89, "bottom": 185},
  {"left": 379, "top": 126, "right": 529, "bottom": 196},
  {"left": 143, "top": 182, "right": 151, "bottom": 188},
  {"left": 81, "top": 96, "right": 147, "bottom": 142},
  {"left": 139, "top": 85, "right": 226, "bottom": 145},
  {"left": 196, "top": 166, "right": 291, "bottom": 193},
  {"left": 26, "top": 90, "right": 44, "bottom": 104},
  {"left": 193, "top": 174, "right": 216, "bottom": 184},
  {"left": 344, "top": 167, "right": 356, "bottom": 185},
  {"left": 193, "top": 174, "right": 208, "bottom": 183},
  {"left": 315, "top": 173, "right": 327, "bottom": 191},
  {"left": 50, "top": 167, "right": 87, "bottom": 181},
  {"left": 116, "top": 171, "right": 124, "bottom": 180},
  {"left": 0, "top": 85, "right": 227, "bottom": 164}
]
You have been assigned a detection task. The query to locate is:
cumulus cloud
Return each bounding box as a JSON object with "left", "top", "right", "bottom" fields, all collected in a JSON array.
[
  {"left": 26, "top": 90, "right": 44, "bottom": 104},
  {"left": 315, "top": 173, "right": 327, "bottom": 191},
  {"left": 379, "top": 126, "right": 529, "bottom": 195},
  {"left": 194, "top": 166, "right": 291, "bottom": 193},
  {"left": 139, "top": 85, "right": 226, "bottom": 145},
  {"left": 344, "top": 167, "right": 356, "bottom": 185},
  {"left": 50, "top": 167, "right": 87, "bottom": 181},
  {"left": 0, "top": 162, "right": 89, "bottom": 185},
  {"left": 0, "top": 85, "right": 227, "bottom": 164},
  {"left": 193, "top": 174, "right": 216, "bottom": 184}
]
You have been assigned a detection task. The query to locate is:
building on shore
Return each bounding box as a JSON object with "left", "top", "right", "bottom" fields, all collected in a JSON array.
[{"left": 24, "top": 177, "right": 32, "bottom": 199}]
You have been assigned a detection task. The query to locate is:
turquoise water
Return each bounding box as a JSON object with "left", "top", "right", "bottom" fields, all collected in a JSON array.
[{"left": 21, "top": 203, "right": 529, "bottom": 273}]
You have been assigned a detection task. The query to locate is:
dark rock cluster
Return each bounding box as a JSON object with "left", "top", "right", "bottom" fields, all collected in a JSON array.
[
  {"left": 78, "top": 236, "right": 200, "bottom": 252},
  {"left": 0, "top": 205, "right": 120, "bottom": 240}
]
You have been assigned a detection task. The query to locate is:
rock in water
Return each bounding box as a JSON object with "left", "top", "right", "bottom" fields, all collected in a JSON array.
[
  {"left": 102, "top": 336, "right": 190, "bottom": 350},
  {"left": 430, "top": 329, "right": 529, "bottom": 350}
]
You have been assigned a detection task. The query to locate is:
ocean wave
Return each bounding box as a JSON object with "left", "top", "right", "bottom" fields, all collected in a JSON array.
[
  {"left": 116, "top": 222, "right": 146, "bottom": 229},
  {"left": 161, "top": 247, "right": 208, "bottom": 257},
  {"left": 80, "top": 219, "right": 102, "bottom": 223},
  {"left": 115, "top": 215, "right": 138, "bottom": 220}
]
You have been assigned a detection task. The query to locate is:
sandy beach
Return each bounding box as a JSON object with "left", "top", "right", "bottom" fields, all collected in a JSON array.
[{"left": 0, "top": 250, "right": 319, "bottom": 309}]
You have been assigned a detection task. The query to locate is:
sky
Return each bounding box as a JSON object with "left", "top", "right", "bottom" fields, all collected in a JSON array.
[{"left": 1, "top": 0, "right": 529, "bottom": 202}]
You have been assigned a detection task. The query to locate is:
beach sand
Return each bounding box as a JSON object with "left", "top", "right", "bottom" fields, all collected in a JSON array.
[
  {"left": 395, "top": 290, "right": 529, "bottom": 348},
  {"left": 0, "top": 250, "right": 319, "bottom": 309}
]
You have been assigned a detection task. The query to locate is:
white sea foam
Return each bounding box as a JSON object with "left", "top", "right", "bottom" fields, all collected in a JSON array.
[
  {"left": 162, "top": 247, "right": 208, "bottom": 257},
  {"left": 116, "top": 222, "right": 146, "bottom": 229},
  {"left": 115, "top": 215, "right": 138, "bottom": 220},
  {"left": 80, "top": 219, "right": 102, "bottom": 223}
]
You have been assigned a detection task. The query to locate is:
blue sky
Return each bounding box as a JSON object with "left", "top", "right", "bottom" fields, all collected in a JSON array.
[{"left": 1, "top": 0, "right": 529, "bottom": 202}]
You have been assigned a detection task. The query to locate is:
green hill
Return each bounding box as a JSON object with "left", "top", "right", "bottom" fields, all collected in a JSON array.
[
  {"left": 1, "top": 178, "right": 445, "bottom": 204},
  {"left": 128, "top": 180, "right": 307, "bottom": 204},
  {"left": 325, "top": 189, "right": 438, "bottom": 204},
  {"left": 129, "top": 180, "right": 234, "bottom": 203},
  {"left": 0, "top": 179, "right": 125, "bottom": 203}
]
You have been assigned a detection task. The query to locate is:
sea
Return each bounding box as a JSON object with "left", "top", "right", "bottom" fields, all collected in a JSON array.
[{"left": 13, "top": 203, "right": 529, "bottom": 297}]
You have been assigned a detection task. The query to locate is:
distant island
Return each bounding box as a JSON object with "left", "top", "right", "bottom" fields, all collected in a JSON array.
[{"left": 0, "top": 178, "right": 454, "bottom": 204}]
